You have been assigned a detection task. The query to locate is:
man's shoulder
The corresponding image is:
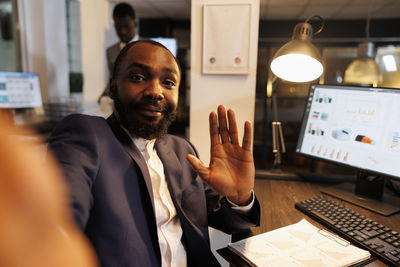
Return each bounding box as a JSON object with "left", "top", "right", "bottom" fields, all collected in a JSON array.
[
  {"left": 61, "top": 113, "right": 106, "bottom": 122},
  {"left": 106, "top": 42, "right": 120, "bottom": 53},
  {"left": 49, "top": 114, "right": 112, "bottom": 146},
  {"left": 55, "top": 113, "right": 108, "bottom": 130}
]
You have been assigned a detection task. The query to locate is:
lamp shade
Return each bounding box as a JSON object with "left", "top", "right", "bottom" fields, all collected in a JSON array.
[
  {"left": 344, "top": 42, "right": 382, "bottom": 87},
  {"left": 270, "top": 21, "right": 324, "bottom": 83},
  {"left": 344, "top": 59, "right": 381, "bottom": 86}
]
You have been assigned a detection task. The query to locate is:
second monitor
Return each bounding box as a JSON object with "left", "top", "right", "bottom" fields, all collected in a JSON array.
[{"left": 0, "top": 72, "right": 42, "bottom": 109}]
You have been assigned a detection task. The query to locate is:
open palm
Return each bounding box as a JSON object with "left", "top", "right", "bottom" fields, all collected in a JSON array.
[{"left": 186, "top": 105, "right": 255, "bottom": 205}]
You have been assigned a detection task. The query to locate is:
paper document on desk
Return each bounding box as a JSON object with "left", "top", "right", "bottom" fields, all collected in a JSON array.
[{"left": 228, "top": 219, "right": 371, "bottom": 267}]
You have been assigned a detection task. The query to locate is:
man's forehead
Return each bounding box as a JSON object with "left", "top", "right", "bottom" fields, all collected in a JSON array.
[
  {"left": 123, "top": 43, "right": 180, "bottom": 73},
  {"left": 128, "top": 42, "right": 170, "bottom": 56}
]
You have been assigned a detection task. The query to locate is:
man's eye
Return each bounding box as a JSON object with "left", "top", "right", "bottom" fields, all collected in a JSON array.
[
  {"left": 129, "top": 74, "right": 145, "bottom": 82},
  {"left": 163, "top": 80, "right": 176, "bottom": 88}
]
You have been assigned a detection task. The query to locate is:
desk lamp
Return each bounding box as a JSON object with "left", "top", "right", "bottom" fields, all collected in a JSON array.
[
  {"left": 257, "top": 16, "right": 324, "bottom": 180},
  {"left": 270, "top": 16, "right": 324, "bottom": 83}
]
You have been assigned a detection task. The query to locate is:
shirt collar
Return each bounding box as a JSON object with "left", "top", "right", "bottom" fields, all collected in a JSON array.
[
  {"left": 134, "top": 137, "right": 155, "bottom": 154},
  {"left": 120, "top": 34, "right": 139, "bottom": 50},
  {"left": 120, "top": 125, "right": 156, "bottom": 153}
]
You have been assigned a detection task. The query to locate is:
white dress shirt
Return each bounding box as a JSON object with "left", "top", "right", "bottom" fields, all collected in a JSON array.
[
  {"left": 134, "top": 138, "right": 187, "bottom": 267},
  {"left": 128, "top": 135, "right": 254, "bottom": 267}
]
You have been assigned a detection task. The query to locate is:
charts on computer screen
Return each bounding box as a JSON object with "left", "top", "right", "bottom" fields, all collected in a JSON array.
[
  {"left": 297, "top": 84, "right": 400, "bottom": 181},
  {"left": 0, "top": 72, "right": 42, "bottom": 109}
]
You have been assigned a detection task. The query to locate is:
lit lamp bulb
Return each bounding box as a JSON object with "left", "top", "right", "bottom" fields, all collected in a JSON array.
[
  {"left": 271, "top": 53, "right": 323, "bottom": 83},
  {"left": 270, "top": 18, "right": 324, "bottom": 83}
]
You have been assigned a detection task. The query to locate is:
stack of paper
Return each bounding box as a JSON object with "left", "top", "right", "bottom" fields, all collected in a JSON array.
[{"left": 228, "top": 219, "right": 371, "bottom": 267}]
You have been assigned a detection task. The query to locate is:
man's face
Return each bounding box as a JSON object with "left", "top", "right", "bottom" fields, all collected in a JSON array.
[
  {"left": 114, "top": 16, "right": 136, "bottom": 44},
  {"left": 111, "top": 42, "right": 180, "bottom": 139}
]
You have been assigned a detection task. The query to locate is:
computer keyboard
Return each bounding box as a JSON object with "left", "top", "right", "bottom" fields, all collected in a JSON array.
[{"left": 295, "top": 196, "right": 400, "bottom": 266}]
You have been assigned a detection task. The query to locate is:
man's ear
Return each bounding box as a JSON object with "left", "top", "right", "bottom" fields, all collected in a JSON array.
[{"left": 109, "top": 78, "right": 116, "bottom": 99}]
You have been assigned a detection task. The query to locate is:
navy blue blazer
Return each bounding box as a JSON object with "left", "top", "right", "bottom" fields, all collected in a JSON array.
[{"left": 48, "top": 113, "right": 260, "bottom": 267}]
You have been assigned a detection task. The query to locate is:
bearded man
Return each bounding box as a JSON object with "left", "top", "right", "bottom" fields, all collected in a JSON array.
[{"left": 48, "top": 40, "right": 260, "bottom": 267}]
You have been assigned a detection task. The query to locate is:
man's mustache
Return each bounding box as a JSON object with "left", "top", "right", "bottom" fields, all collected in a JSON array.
[{"left": 127, "top": 99, "right": 173, "bottom": 115}]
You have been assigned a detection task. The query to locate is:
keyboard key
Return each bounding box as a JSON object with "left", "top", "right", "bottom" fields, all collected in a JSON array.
[
  {"left": 354, "top": 230, "right": 369, "bottom": 239},
  {"left": 354, "top": 235, "right": 365, "bottom": 242},
  {"left": 361, "top": 229, "right": 379, "bottom": 238},
  {"left": 384, "top": 253, "right": 399, "bottom": 262},
  {"left": 377, "top": 248, "right": 385, "bottom": 253}
]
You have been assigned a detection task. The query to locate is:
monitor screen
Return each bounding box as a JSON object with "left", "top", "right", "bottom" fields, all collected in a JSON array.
[
  {"left": 297, "top": 84, "right": 400, "bottom": 180},
  {"left": 296, "top": 84, "right": 400, "bottom": 215},
  {"left": 0, "top": 72, "right": 43, "bottom": 108},
  {"left": 150, "top": 37, "right": 178, "bottom": 57}
]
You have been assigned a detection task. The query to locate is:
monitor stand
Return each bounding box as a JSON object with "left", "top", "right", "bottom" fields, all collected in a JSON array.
[{"left": 321, "top": 171, "right": 400, "bottom": 216}]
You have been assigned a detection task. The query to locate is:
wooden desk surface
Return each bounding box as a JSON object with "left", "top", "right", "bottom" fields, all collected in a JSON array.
[{"left": 225, "top": 178, "right": 400, "bottom": 267}]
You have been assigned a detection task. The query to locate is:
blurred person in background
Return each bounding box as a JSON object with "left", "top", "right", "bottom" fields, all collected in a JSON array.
[{"left": 99, "top": 2, "right": 139, "bottom": 104}]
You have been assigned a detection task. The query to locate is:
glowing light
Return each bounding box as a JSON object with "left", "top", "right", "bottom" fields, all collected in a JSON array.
[
  {"left": 271, "top": 54, "right": 324, "bottom": 82},
  {"left": 382, "top": 55, "right": 397, "bottom": 72}
]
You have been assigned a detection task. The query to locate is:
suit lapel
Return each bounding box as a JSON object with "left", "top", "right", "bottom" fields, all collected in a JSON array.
[
  {"left": 156, "top": 139, "right": 217, "bottom": 264},
  {"left": 106, "top": 114, "right": 155, "bottom": 208},
  {"left": 155, "top": 138, "right": 184, "bottom": 206}
]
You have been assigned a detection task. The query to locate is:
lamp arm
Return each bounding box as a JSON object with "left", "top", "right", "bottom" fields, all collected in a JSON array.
[
  {"left": 270, "top": 76, "right": 286, "bottom": 169},
  {"left": 271, "top": 76, "right": 279, "bottom": 122}
]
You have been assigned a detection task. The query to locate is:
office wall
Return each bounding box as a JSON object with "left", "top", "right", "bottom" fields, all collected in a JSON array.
[
  {"left": 80, "top": 0, "right": 117, "bottom": 103},
  {"left": 18, "top": 0, "right": 69, "bottom": 103},
  {"left": 190, "top": 0, "right": 259, "bottom": 265},
  {"left": 190, "top": 0, "right": 259, "bottom": 167}
]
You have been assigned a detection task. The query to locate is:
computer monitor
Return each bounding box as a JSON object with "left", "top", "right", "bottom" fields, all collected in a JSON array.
[
  {"left": 150, "top": 37, "right": 178, "bottom": 57},
  {"left": 0, "top": 72, "right": 42, "bottom": 108},
  {"left": 296, "top": 84, "right": 400, "bottom": 216}
]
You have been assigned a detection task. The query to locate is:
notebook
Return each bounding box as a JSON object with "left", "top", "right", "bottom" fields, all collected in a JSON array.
[{"left": 228, "top": 219, "right": 371, "bottom": 267}]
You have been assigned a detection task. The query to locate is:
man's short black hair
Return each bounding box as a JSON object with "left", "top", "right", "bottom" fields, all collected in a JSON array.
[
  {"left": 112, "top": 40, "right": 181, "bottom": 79},
  {"left": 113, "top": 2, "right": 135, "bottom": 19}
]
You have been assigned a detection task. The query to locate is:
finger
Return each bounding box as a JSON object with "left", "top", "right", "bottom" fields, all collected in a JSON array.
[
  {"left": 217, "top": 105, "right": 230, "bottom": 143},
  {"left": 227, "top": 109, "right": 239, "bottom": 145},
  {"left": 242, "top": 120, "right": 252, "bottom": 151},
  {"left": 186, "top": 154, "right": 210, "bottom": 183},
  {"left": 209, "top": 112, "right": 220, "bottom": 146}
]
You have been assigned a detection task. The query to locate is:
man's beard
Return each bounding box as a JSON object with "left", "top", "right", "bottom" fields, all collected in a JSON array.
[{"left": 113, "top": 91, "right": 176, "bottom": 140}]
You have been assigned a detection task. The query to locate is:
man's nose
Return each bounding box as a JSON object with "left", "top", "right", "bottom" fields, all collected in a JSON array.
[
  {"left": 118, "top": 27, "right": 128, "bottom": 36},
  {"left": 119, "top": 29, "right": 127, "bottom": 36},
  {"left": 144, "top": 80, "right": 164, "bottom": 100}
]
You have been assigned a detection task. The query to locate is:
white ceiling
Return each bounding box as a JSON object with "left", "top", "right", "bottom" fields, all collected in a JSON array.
[{"left": 109, "top": 0, "right": 400, "bottom": 20}]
